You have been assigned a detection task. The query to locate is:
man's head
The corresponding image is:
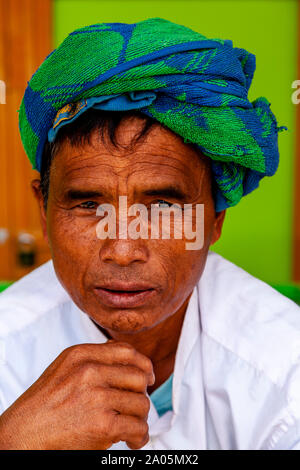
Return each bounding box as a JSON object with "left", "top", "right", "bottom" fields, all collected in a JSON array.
[
  {"left": 20, "top": 17, "right": 281, "bottom": 336},
  {"left": 32, "top": 109, "right": 225, "bottom": 334}
]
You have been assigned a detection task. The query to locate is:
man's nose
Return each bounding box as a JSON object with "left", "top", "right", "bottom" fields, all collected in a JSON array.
[{"left": 99, "top": 239, "right": 149, "bottom": 266}]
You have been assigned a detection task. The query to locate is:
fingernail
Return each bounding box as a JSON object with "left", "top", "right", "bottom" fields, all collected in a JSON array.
[{"left": 150, "top": 372, "right": 155, "bottom": 385}]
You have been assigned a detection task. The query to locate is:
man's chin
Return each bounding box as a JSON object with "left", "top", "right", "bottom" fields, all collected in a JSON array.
[{"left": 89, "top": 308, "right": 158, "bottom": 335}]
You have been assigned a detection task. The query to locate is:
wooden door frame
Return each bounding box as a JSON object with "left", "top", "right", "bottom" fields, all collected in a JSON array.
[{"left": 0, "top": 0, "right": 52, "bottom": 280}]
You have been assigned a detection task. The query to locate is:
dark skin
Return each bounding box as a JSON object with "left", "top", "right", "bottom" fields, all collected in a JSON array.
[{"left": 0, "top": 116, "right": 225, "bottom": 449}]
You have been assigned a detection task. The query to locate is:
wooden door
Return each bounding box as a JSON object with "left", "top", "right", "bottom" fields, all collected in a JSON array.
[{"left": 0, "top": 0, "right": 52, "bottom": 281}]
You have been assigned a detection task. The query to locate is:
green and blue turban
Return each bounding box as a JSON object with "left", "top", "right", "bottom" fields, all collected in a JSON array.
[{"left": 18, "top": 17, "right": 285, "bottom": 211}]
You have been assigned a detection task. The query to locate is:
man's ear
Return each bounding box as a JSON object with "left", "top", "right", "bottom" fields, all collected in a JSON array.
[
  {"left": 210, "top": 209, "right": 226, "bottom": 246},
  {"left": 31, "top": 179, "right": 49, "bottom": 244}
]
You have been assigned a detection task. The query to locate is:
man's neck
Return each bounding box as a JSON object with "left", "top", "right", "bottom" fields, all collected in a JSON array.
[{"left": 95, "top": 293, "right": 192, "bottom": 393}]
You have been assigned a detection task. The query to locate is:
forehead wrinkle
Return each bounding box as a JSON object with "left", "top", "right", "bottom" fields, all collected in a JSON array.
[
  {"left": 112, "top": 152, "right": 204, "bottom": 180},
  {"left": 58, "top": 158, "right": 120, "bottom": 180},
  {"left": 60, "top": 155, "right": 187, "bottom": 181},
  {"left": 128, "top": 158, "right": 208, "bottom": 183},
  {"left": 143, "top": 140, "right": 200, "bottom": 160},
  {"left": 129, "top": 162, "right": 189, "bottom": 185},
  {"left": 131, "top": 144, "right": 209, "bottom": 174},
  {"left": 56, "top": 146, "right": 141, "bottom": 179},
  {"left": 54, "top": 137, "right": 209, "bottom": 184},
  {"left": 63, "top": 137, "right": 196, "bottom": 165},
  {"left": 127, "top": 165, "right": 209, "bottom": 201},
  {"left": 57, "top": 157, "right": 209, "bottom": 201}
]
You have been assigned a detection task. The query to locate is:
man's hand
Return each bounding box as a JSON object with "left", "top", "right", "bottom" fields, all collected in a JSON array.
[{"left": 0, "top": 341, "right": 155, "bottom": 450}]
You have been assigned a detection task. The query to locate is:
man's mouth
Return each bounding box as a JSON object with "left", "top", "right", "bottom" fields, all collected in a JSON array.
[{"left": 93, "top": 282, "right": 156, "bottom": 308}]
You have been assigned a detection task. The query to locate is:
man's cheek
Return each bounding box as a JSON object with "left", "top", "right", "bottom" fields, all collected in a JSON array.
[
  {"left": 176, "top": 244, "right": 209, "bottom": 287},
  {"left": 50, "top": 213, "right": 95, "bottom": 249},
  {"left": 154, "top": 240, "right": 192, "bottom": 283}
]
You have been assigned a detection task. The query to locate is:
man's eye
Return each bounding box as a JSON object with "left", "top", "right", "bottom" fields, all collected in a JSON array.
[
  {"left": 152, "top": 200, "right": 174, "bottom": 209},
  {"left": 77, "top": 201, "right": 97, "bottom": 209}
]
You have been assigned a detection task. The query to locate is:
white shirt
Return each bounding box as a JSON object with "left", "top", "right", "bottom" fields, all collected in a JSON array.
[{"left": 1, "top": 251, "right": 300, "bottom": 450}]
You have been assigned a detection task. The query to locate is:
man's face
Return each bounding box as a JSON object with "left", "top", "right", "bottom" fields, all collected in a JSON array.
[{"left": 33, "top": 116, "right": 225, "bottom": 334}]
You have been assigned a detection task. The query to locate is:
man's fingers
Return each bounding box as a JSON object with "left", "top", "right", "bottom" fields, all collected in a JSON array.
[
  {"left": 61, "top": 342, "right": 155, "bottom": 386},
  {"left": 111, "top": 414, "right": 149, "bottom": 449},
  {"left": 100, "top": 363, "right": 153, "bottom": 391},
  {"left": 126, "top": 435, "right": 149, "bottom": 450},
  {"left": 100, "top": 388, "right": 150, "bottom": 418},
  {"left": 103, "top": 341, "right": 155, "bottom": 384}
]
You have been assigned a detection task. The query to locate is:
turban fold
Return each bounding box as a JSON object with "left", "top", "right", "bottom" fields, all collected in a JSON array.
[{"left": 18, "top": 18, "right": 284, "bottom": 211}]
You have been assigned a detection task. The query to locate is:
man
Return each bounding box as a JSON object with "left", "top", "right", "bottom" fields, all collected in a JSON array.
[{"left": 0, "top": 18, "right": 299, "bottom": 450}]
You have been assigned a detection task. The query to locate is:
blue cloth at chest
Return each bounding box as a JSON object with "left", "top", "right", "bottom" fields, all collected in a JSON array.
[{"left": 149, "top": 373, "right": 174, "bottom": 417}]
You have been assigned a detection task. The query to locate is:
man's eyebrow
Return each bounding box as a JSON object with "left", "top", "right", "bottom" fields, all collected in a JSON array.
[
  {"left": 141, "top": 186, "right": 188, "bottom": 201},
  {"left": 64, "top": 187, "right": 189, "bottom": 201},
  {"left": 64, "top": 189, "right": 103, "bottom": 200}
]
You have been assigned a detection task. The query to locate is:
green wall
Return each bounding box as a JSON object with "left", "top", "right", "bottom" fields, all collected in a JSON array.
[{"left": 54, "top": 0, "right": 298, "bottom": 284}]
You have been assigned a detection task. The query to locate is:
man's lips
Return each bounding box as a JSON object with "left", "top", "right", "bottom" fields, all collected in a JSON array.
[{"left": 93, "top": 282, "right": 156, "bottom": 308}]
